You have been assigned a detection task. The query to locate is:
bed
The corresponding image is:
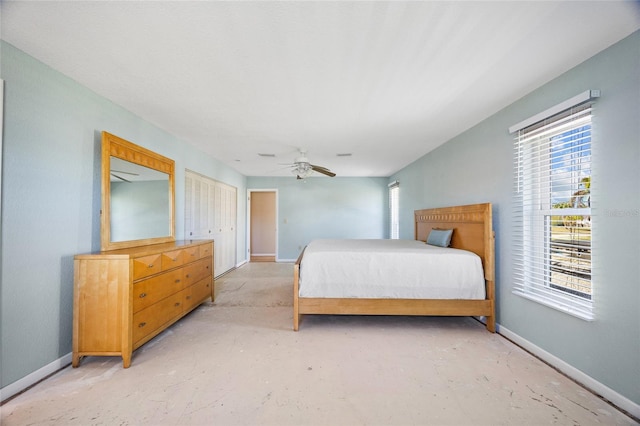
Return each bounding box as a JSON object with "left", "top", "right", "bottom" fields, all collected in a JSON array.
[{"left": 293, "top": 203, "right": 495, "bottom": 332}]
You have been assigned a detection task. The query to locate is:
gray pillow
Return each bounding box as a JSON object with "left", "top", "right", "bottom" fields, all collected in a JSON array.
[{"left": 427, "top": 229, "right": 453, "bottom": 247}]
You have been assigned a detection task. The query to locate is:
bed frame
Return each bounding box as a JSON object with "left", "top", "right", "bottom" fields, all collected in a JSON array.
[{"left": 293, "top": 202, "right": 495, "bottom": 332}]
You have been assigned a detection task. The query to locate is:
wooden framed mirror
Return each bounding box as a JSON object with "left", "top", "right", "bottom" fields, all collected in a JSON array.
[{"left": 101, "top": 131, "right": 175, "bottom": 251}]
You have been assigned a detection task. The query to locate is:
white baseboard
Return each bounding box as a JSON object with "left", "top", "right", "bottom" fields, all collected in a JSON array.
[
  {"left": 276, "top": 258, "right": 296, "bottom": 263},
  {"left": 1, "top": 352, "right": 72, "bottom": 403},
  {"left": 498, "top": 324, "right": 640, "bottom": 420}
]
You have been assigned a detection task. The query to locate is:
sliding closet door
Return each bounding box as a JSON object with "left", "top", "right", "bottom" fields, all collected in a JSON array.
[
  {"left": 185, "top": 170, "right": 237, "bottom": 277},
  {"left": 185, "top": 174, "right": 215, "bottom": 239},
  {"left": 212, "top": 181, "right": 237, "bottom": 275}
]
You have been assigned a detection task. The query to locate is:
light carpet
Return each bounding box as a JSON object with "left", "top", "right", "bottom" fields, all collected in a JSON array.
[
  {"left": 215, "top": 262, "right": 293, "bottom": 308},
  {"left": 1, "top": 262, "right": 637, "bottom": 425}
]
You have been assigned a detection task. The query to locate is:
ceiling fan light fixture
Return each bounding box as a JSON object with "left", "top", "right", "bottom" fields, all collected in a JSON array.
[{"left": 292, "top": 162, "right": 313, "bottom": 178}]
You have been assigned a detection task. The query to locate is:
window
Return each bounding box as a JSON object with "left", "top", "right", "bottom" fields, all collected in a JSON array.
[
  {"left": 511, "top": 91, "right": 598, "bottom": 320},
  {"left": 389, "top": 181, "right": 400, "bottom": 239}
]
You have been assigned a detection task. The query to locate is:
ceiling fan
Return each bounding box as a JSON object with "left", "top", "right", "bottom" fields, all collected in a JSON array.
[{"left": 287, "top": 150, "right": 336, "bottom": 179}]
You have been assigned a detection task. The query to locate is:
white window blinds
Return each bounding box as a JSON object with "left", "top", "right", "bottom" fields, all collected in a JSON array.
[{"left": 511, "top": 91, "right": 598, "bottom": 320}]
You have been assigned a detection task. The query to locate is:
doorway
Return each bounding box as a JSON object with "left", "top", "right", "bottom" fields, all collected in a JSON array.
[{"left": 248, "top": 190, "right": 277, "bottom": 262}]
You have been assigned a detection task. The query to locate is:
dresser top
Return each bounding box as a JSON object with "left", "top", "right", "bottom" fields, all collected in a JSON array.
[{"left": 75, "top": 239, "right": 214, "bottom": 259}]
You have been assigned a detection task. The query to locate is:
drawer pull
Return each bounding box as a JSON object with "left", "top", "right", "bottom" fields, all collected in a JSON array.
[
  {"left": 148, "top": 264, "right": 154, "bottom": 268},
  {"left": 139, "top": 293, "right": 147, "bottom": 298},
  {"left": 186, "top": 296, "right": 191, "bottom": 300},
  {"left": 175, "top": 279, "right": 181, "bottom": 284},
  {"left": 174, "top": 302, "right": 181, "bottom": 307},
  {"left": 186, "top": 274, "right": 190, "bottom": 278},
  {"left": 139, "top": 322, "right": 147, "bottom": 328}
]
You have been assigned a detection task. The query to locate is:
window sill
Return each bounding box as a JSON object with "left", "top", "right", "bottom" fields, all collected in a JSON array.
[{"left": 513, "top": 290, "right": 595, "bottom": 321}]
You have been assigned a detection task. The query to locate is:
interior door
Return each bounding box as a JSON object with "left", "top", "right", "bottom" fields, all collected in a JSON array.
[{"left": 250, "top": 191, "right": 276, "bottom": 262}]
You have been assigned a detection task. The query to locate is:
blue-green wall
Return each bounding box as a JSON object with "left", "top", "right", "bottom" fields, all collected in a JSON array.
[
  {"left": 247, "top": 176, "right": 389, "bottom": 260},
  {"left": 0, "top": 41, "right": 247, "bottom": 389},
  {"left": 391, "top": 31, "right": 640, "bottom": 405}
]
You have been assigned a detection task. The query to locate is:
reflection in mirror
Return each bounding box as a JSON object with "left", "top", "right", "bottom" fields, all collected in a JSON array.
[{"left": 109, "top": 157, "right": 171, "bottom": 242}]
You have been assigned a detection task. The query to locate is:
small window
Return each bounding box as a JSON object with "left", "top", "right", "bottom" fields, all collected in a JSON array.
[{"left": 389, "top": 181, "right": 399, "bottom": 239}]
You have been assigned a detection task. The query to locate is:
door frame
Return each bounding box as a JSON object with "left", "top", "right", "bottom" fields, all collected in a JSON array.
[{"left": 246, "top": 189, "right": 278, "bottom": 262}]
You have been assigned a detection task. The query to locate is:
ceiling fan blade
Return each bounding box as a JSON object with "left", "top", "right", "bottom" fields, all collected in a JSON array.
[
  {"left": 311, "top": 165, "right": 336, "bottom": 177},
  {"left": 111, "top": 173, "right": 132, "bottom": 183}
]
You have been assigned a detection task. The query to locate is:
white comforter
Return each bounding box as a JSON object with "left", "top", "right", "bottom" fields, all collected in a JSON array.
[{"left": 299, "top": 239, "right": 485, "bottom": 299}]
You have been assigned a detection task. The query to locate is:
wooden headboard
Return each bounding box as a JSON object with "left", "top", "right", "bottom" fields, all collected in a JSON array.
[{"left": 414, "top": 203, "right": 495, "bottom": 282}]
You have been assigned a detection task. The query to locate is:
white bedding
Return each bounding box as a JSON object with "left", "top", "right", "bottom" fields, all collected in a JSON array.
[{"left": 299, "top": 239, "right": 485, "bottom": 299}]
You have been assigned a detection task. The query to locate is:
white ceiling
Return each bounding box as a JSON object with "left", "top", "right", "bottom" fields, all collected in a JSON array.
[{"left": 2, "top": 1, "right": 639, "bottom": 177}]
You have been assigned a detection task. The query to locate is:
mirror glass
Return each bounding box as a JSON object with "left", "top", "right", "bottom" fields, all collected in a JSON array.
[
  {"left": 101, "top": 131, "right": 175, "bottom": 251},
  {"left": 109, "top": 157, "right": 171, "bottom": 242}
]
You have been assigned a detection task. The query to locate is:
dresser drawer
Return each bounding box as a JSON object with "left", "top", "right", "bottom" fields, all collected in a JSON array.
[
  {"left": 201, "top": 257, "right": 213, "bottom": 278},
  {"left": 183, "top": 257, "right": 212, "bottom": 287},
  {"left": 132, "top": 292, "right": 184, "bottom": 345},
  {"left": 133, "top": 269, "right": 183, "bottom": 313},
  {"left": 132, "top": 254, "right": 162, "bottom": 280},
  {"left": 183, "top": 277, "right": 212, "bottom": 312},
  {"left": 183, "top": 246, "right": 200, "bottom": 263},
  {"left": 183, "top": 259, "right": 201, "bottom": 288},
  {"left": 199, "top": 243, "right": 213, "bottom": 259},
  {"left": 161, "top": 249, "right": 184, "bottom": 270},
  {"left": 191, "top": 276, "right": 213, "bottom": 305}
]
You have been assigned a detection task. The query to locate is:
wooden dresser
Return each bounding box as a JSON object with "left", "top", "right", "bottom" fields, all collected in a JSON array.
[{"left": 73, "top": 239, "right": 214, "bottom": 368}]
